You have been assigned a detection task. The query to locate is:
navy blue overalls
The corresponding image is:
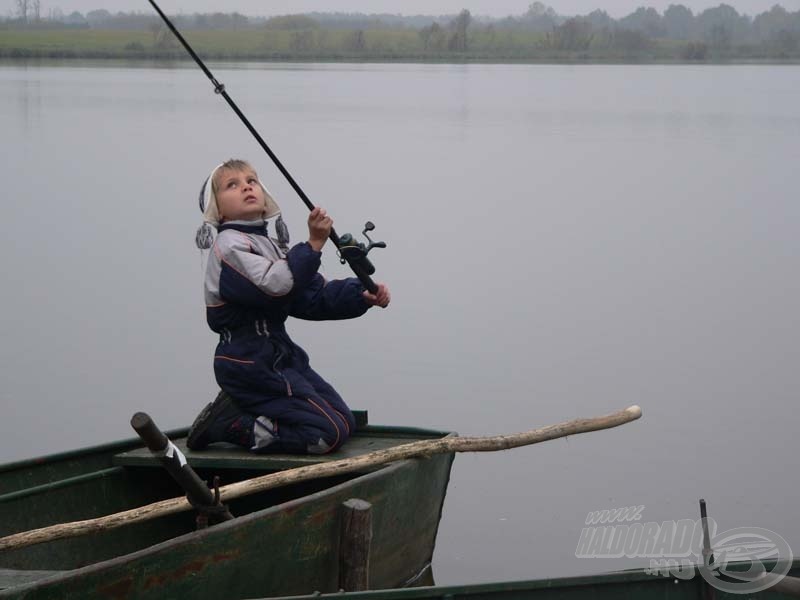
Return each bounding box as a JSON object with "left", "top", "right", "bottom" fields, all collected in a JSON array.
[{"left": 204, "top": 220, "right": 368, "bottom": 454}]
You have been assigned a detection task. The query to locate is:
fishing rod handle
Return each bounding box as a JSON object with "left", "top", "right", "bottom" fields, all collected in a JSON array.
[{"left": 353, "top": 266, "right": 379, "bottom": 295}]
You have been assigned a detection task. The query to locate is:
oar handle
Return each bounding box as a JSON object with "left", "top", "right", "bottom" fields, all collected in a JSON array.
[{"left": 131, "top": 412, "right": 233, "bottom": 522}]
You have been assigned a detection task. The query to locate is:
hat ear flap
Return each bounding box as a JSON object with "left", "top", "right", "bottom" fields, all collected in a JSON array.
[
  {"left": 196, "top": 164, "right": 224, "bottom": 250},
  {"left": 200, "top": 165, "right": 223, "bottom": 226},
  {"left": 260, "top": 181, "right": 281, "bottom": 220},
  {"left": 198, "top": 176, "right": 210, "bottom": 213}
]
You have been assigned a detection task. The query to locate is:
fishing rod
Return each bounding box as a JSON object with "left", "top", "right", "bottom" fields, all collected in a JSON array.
[{"left": 147, "top": 0, "right": 384, "bottom": 293}]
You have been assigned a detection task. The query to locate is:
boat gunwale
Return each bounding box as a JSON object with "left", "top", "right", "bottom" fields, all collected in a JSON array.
[
  {"left": 261, "top": 556, "right": 800, "bottom": 600},
  {"left": 0, "top": 428, "right": 189, "bottom": 474},
  {"left": 0, "top": 467, "right": 126, "bottom": 504}
]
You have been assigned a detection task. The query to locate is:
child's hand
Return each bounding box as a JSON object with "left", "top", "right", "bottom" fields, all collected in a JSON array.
[
  {"left": 363, "top": 283, "right": 391, "bottom": 308},
  {"left": 308, "top": 207, "right": 333, "bottom": 252}
]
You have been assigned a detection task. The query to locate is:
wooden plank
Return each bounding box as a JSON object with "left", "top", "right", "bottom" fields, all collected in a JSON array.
[{"left": 113, "top": 427, "right": 448, "bottom": 471}]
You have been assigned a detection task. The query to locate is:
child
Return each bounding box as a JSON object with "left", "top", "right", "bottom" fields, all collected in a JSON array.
[{"left": 188, "top": 159, "right": 390, "bottom": 454}]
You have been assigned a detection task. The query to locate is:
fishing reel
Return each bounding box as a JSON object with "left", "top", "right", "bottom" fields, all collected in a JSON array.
[{"left": 337, "top": 221, "right": 386, "bottom": 276}]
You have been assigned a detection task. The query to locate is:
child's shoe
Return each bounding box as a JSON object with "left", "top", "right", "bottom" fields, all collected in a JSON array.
[{"left": 187, "top": 391, "right": 242, "bottom": 450}]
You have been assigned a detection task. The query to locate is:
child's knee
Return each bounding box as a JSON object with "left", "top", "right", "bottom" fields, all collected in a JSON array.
[
  {"left": 337, "top": 407, "right": 357, "bottom": 436},
  {"left": 307, "top": 415, "right": 350, "bottom": 454}
]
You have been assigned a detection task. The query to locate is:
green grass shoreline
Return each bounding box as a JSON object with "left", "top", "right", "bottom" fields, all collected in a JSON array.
[
  {"left": 1, "top": 29, "right": 798, "bottom": 64},
  {"left": 3, "top": 56, "right": 800, "bottom": 66}
]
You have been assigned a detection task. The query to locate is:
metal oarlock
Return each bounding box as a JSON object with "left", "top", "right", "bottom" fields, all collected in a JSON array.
[
  {"left": 190, "top": 476, "right": 230, "bottom": 530},
  {"left": 699, "top": 499, "right": 715, "bottom": 600}
]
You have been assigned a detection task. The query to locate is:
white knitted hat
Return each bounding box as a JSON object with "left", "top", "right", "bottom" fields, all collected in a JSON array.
[{"left": 196, "top": 163, "right": 287, "bottom": 250}]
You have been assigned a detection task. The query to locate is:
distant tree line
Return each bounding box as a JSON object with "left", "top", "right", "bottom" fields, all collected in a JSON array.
[
  {"left": 540, "top": 3, "right": 800, "bottom": 55},
  {"left": 2, "top": 2, "right": 799, "bottom": 61},
  {"left": 0, "top": 7, "right": 256, "bottom": 30}
]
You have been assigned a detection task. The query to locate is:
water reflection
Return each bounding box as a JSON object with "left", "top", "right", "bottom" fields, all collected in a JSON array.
[
  {"left": 1, "top": 62, "right": 798, "bottom": 587},
  {"left": 9, "top": 66, "right": 42, "bottom": 131}
]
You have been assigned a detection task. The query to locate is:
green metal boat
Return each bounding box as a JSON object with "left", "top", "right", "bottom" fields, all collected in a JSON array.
[
  {"left": 0, "top": 412, "right": 455, "bottom": 600},
  {"left": 264, "top": 559, "right": 800, "bottom": 600}
]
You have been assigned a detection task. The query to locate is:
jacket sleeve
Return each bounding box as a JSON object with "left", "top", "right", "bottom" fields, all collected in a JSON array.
[
  {"left": 289, "top": 275, "right": 371, "bottom": 321},
  {"left": 284, "top": 242, "right": 323, "bottom": 292},
  {"left": 215, "top": 235, "right": 320, "bottom": 308}
]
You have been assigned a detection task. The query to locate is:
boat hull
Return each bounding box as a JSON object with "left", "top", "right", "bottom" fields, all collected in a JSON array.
[{"left": 0, "top": 423, "right": 455, "bottom": 599}]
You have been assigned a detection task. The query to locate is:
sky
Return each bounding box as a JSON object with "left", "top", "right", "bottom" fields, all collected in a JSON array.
[{"left": 3, "top": 0, "right": 799, "bottom": 19}]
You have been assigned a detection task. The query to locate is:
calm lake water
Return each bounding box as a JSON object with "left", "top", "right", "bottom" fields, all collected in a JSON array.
[{"left": 1, "top": 61, "right": 799, "bottom": 585}]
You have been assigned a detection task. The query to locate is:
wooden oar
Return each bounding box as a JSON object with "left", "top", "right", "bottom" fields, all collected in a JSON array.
[{"left": 0, "top": 405, "right": 641, "bottom": 553}]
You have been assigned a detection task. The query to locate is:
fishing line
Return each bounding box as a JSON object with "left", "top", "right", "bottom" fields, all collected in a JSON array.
[{"left": 147, "top": 0, "right": 383, "bottom": 293}]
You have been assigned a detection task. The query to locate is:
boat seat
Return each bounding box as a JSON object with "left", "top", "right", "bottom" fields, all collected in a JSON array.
[
  {"left": 0, "top": 569, "right": 65, "bottom": 590},
  {"left": 113, "top": 412, "right": 448, "bottom": 472}
]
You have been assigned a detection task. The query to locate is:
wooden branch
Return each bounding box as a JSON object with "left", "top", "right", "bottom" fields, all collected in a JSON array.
[{"left": 0, "top": 405, "right": 641, "bottom": 553}]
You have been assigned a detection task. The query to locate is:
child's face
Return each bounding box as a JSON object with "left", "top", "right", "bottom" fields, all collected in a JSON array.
[{"left": 215, "top": 168, "right": 267, "bottom": 223}]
